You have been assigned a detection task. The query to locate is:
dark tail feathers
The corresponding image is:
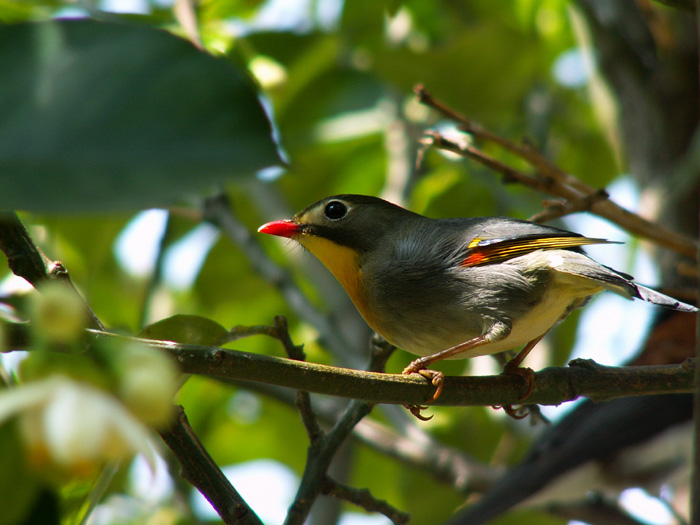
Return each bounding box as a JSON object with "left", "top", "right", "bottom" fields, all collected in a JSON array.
[{"left": 634, "top": 283, "right": 697, "bottom": 312}]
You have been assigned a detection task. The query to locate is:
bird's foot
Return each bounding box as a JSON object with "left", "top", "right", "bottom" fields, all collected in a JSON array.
[
  {"left": 492, "top": 403, "right": 550, "bottom": 424},
  {"left": 502, "top": 362, "right": 535, "bottom": 401},
  {"left": 493, "top": 404, "right": 529, "bottom": 419},
  {"left": 403, "top": 404, "right": 433, "bottom": 421},
  {"left": 495, "top": 363, "right": 536, "bottom": 420},
  {"left": 402, "top": 362, "right": 445, "bottom": 421},
  {"left": 402, "top": 364, "right": 445, "bottom": 402}
]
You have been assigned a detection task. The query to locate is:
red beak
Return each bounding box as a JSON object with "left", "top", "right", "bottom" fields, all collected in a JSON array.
[{"left": 258, "top": 219, "right": 302, "bottom": 239}]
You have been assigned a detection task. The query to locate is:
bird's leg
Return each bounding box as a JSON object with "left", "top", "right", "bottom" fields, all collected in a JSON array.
[
  {"left": 402, "top": 334, "right": 491, "bottom": 418},
  {"left": 495, "top": 334, "right": 546, "bottom": 419},
  {"left": 503, "top": 333, "right": 544, "bottom": 397}
]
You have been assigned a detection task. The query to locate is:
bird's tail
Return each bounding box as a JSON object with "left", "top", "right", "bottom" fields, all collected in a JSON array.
[
  {"left": 556, "top": 254, "right": 697, "bottom": 313},
  {"left": 633, "top": 283, "right": 697, "bottom": 313}
]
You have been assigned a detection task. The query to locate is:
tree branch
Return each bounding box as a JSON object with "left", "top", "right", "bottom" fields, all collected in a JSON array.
[
  {"left": 0, "top": 211, "right": 259, "bottom": 525},
  {"left": 225, "top": 314, "right": 406, "bottom": 522},
  {"left": 219, "top": 371, "right": 500, "bottom": 494},
  {"left": 321, "top": 477, "right": 410, "bottom": 524},
  {"left": 285, "top": 399, "right": 374, "bottom": 525},
  {"left": 259, "top": 316, "right": 405, "bottom": 524},
  {"left": 415, "top": 86, "right": 698, "bottom": 259},
  {"left": 84, "top": 330, "right": 697, "bottom": 408},
  {"left": 544, "top": 495, "right": 653, "bottom": 525},
  {"left": 159, "top": 406, "right": 263, "bottom": 525},
  {"left": 0, "top": 212, "right": 105, "bottom": 330}
]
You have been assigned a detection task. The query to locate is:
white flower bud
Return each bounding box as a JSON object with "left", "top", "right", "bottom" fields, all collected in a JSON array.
[
  {"left": 31, "top": 282, "right": 86, "bottom": 346},
  {"left": 0, "top": 376, "right": 156, "bottom": 477},
  {"left": 116, "top": 343, "right": 178, "bottom": 428}
]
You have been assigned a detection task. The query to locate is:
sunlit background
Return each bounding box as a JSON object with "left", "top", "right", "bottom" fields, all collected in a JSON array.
[{"left": 1, "top": 0, "right": 686, "bottom": 523}]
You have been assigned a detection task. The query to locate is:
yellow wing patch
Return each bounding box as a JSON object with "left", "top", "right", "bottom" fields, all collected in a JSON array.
[{"left": 462, "top": 236, "right": 612, "bottom": 267}]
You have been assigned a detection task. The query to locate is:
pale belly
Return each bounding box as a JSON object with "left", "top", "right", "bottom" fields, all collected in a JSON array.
[{"left": 388, "top": 276, "right": 603, "bottom": 360}]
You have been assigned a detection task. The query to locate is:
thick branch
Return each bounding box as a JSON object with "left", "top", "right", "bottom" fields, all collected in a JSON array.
[
  {"left": 86, "top": 330, "right": 696, "bottom": 408},
  {"left": 159, "top": 406, "right": 263, "bottom": 525},
  {"left": 0, "top": 212, "right": 104, "bottom": 330}
]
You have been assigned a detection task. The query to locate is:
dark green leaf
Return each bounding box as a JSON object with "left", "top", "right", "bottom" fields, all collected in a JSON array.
[
  {"left": 139, "top": 314, "right": 230, "bottom": 346},
  {"left": 0, "top": 422, "right": 40, "bottom": 525},
  {"left": 0, "top": 19, "right": 281, "bottom": 211}
]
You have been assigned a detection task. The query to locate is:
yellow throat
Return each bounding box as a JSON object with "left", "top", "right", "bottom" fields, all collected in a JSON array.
[{"left": 297, "top": 234, "right": 364, "bottom": 301}]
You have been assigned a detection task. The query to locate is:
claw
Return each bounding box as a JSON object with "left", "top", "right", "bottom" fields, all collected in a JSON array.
[
  {"left": 402, "top": 361, "right": 446, "bottom": 420},
  {"left": 502, "top": 363, "right": 535, "bottom": 401},
  {"left": 404, "top": 404, "right": 433, "bottom": 421},
  {"left": 494, "top": 404, "right": 529, "bottom": 420},
  {"left": 496, "top": 363, "right": 536, "bottom": 420},
  {"left": 418, "top": 369, "right": 444, "bottom": 403},
  {"left": 403, "top": 364, "right": 445, "bottom": 401}
]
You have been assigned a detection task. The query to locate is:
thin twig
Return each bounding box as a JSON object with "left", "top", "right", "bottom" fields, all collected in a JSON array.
[
  {"left": 285, "top": 399, "right": 373, "bottom": 525},
  {"left": 231, "top": 316, "right": 324, "bottom": 440},
  {"left": 274, "top": 315, "right": 323, "bottom": 444},
  {"left": 279, "top": 324, "right": 391, "bottom": 523},
  {"left": 228, "top": 316, "right": 306, "bottom": 360},
  {"left": 415, "top": 87, "right": 698, "bottom": 258},
  {"left": 212, "top": 377, "right": 499, "bottom": 493},
  {"left": 230, "top": 313, "right": 395, "bottom": 523},
  {"left": 322, "top": 477, "right": 410, "bottom": 524},
  {"left": 528, "top": 190, "right": 610, "bottom": 223}
]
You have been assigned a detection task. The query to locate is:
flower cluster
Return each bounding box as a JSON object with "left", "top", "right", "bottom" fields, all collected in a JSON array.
[{"left": 0, "top": 282, "right": 179, "bottom": 481}]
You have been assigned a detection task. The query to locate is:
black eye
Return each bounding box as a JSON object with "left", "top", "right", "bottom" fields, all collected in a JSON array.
[{"left": 324, "top": 201, "right": 347, "bottom": 220}]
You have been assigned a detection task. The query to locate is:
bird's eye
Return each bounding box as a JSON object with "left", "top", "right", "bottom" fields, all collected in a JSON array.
[{"left": 324, "top": 201, "right": 347, "bottom": 220}]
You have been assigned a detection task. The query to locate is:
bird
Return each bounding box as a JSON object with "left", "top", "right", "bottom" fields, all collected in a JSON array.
[{"left": 258, "top": 194, "right": 697, "bottom": 418}]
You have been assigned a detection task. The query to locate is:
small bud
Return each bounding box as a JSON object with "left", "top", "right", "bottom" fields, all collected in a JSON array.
[
  {"left": 30, "top": 282, "right": 86, "bottom": 347},
  {"left": 115, "top": 343, "right": 179, "bottom": 428}
]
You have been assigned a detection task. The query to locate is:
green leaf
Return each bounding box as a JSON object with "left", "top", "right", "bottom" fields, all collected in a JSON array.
[
  {"left": 0, "top": 422, "right": 40, "bottom": 525},
  {"left": 199, "top": 0, "right": 266, "bottom": 22},
  {"left": 139, "top": 314, "right": 230, "bottom": 346},
  {"left": 0, "top": 19, "right": 281, "bottom": 212}
]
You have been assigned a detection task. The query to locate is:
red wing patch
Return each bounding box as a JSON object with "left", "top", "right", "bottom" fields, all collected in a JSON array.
[{"left": 461, "top": 235, "right": 613, "bottom": 267}]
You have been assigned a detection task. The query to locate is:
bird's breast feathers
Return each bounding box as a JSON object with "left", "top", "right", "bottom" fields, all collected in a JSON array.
[{"left": 296, "top": 233, "right": 390, "bottom": 332}]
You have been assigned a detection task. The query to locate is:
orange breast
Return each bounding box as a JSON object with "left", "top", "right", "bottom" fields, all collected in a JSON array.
[{"left": 296, "top": 234, "right": 387, "bottom": 334}]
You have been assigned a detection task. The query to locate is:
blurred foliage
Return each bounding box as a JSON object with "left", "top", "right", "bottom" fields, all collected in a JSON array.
[
  {"left": 0, "top": 0, "right": 658, "bottom": 524},
  {"left": 0, "top": 19, "right": 279, "bottom": 211}
]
